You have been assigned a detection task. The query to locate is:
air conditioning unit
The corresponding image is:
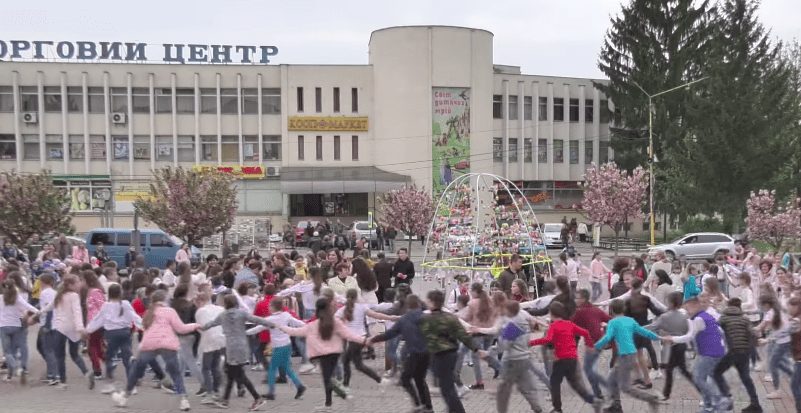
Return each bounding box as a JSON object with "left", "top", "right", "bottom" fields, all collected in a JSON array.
[
  {"left": 266, "top": 166, "right": 280, "bottom": 177},
  {"left": 22, "top": 112, "right": 38, "bottom": 124},
  {"left": 111, "top": 112, "right": 127, "bottom": 124}
]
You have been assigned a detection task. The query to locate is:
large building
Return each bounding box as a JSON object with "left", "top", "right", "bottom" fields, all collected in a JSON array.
[{"left": 0, "top": 26, "right": 614, "bottom": 232}]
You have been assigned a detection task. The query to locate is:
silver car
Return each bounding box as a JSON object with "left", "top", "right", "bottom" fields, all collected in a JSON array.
[
  {"left": 347, "top": 221, "right": 379, "bottom": 247},
  {"left": 541, "top": 223, "right": 565, "bottom": 249},
  {"left": 649, "top": 232, "right": 735, "bottom": 261}
]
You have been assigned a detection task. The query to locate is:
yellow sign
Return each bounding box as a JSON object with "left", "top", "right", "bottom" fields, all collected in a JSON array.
[
  {"left": 288, "top": 116, "right": 368, "bottom": 132},
  {"left": 116, "top": 183, "right": 153, "bottom": 202},
  {"left": 192, "top": 165, "right": 266, "bottom": 179}
]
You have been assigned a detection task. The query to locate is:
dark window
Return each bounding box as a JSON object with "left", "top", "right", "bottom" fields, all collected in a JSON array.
[
  {"left": 315, "top": 87, "right": 322, "bottom": 113},
  {"left": 0, "top": 86, "right": 13, "bottom": 112},
  {"left": 333, "top": 87, "right": 340, "bottom": 113},
  {"left": 554, "top": 139, "right": 564, "bottom": 163},
  {"left": 155, "top": 88, "right": 172, "bottom": 113},
  {"left": 149, "top": 234, "right": 173, "bottom": 247},
  {"left": 219, "top": 88, "right": 237, "bottom": 114},
  {"left": 599, "top": 140, "right": 610, "bottom": 163},
  {"left": 20, "top": 87, "right": 38, "bottom": 111},
  {"left": 585, "top": 99, "right": 594, "bottom": 122},
  {"left": 110, "top": 87, "right": 127, "bottom": 113},
  {"left": 0, "top": 134, "right": 16, "bottom": 160},
  {"left": 90, "top": 232, "right": 113, "bottom": 245},
  {"left": 131, "top": 87, "right": 149, "bottom": 113},
  {"left": 524, "top": 138, "right": 533, "bottom": 163},
  {"left": 116, "top": 233, "right": 131, "bottom": 246},
  {"left": 297, "top": 135, "right": 304, "bottom": 160},
  {"left": 333, "top": 135, "right": 341, "bottom": 160},
  {"left": 537, "top": 139, "right": 547, "bottom": 163},
  {"left": 200, "top": 88, "right": 216, "bottom": 114},
  {"left": 351, "top": 135, "right": 359, "bottom": 160},
  {"left": 493, "top": 137, "right": 503, "bottom": 161},
  {"left": 524, "top": 96, "right": 532, "bottom": 120},
  {"left": 43, "top": 86, "right": 62, "bottom": 112},
  {"left": 261, "top": 88, "right": 280, "bottom": 114},
  {"left": 538, "top": 97, "right": 547, "bottom": 121},
  {"left": 67, "top": 87, "right": 83, "bottom": 112},
  {"left": 508, "top": 138, "right": 518, "bottom": 162},
  {"left": 569, "top": 140, "right": 579, "bottom": 164},
  {"left": 175, "top": 88, "right": 194, "bottom": 114},
  {"left": 87, "top": 87, "right": 105, "bottom": 113},
  {"left": 508, "top": 95, "right": 518, "bottom": 120},
  {"left": 569, "top": 98, "right": 579, "bottom": 122},
  {"left": 585, "top": 143, "right": 593, "bottom": 164},
  {"left": 553, "top": 98, "right": 564, "bottom": 121},
  {"left": 492, "top": 95, "right": 503, "bottom": 119},
  {"left": 296, "top": 87, "right": 304, "bottom": 112},
  {"left": 315, "top": 135, "right": 322, "bottom": 160},
  {"left": 241, "top": 88, "right": 258, "bottom": 114},
  {"left": 351, "top": 88, "right": 358, "bottom": 113},
  {"left": 600, "top": 99, "right": 610, "bottom": 123}
]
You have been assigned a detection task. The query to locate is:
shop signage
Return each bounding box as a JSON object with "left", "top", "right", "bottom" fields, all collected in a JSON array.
[
  {"left": 115, "top": 183, "right": 153, "bottom": 202},
  {"left": 0, "top": 40, "right": 278, "bottom": 64},
  {"left": 192, "top": 165, "right": 266, "bottom": 179},
  {"left": 288, "top": 116, "right": 369, "bottom": 132}
]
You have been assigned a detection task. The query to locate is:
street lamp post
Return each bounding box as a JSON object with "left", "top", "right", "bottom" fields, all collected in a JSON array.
[{"left": 631, "top": 77, "right": 708, "bottom": 246}]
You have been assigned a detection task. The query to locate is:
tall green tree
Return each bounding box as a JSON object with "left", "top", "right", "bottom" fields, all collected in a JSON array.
[
  {"left": 683, "top": 0, "right": 801, "bottom": 229},
  {"left": 0, "top": 171, "right": 72, "bottom": 246}
]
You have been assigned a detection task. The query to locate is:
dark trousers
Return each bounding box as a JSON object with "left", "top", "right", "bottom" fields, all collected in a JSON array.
[
  {"left": 201, "top": 349, "right": 223, "bottom": 394},
  {"left": 52, "top": 330, "right": 88, "bottom": 383},
  {"left": 341, "top": 341, "right": 380, "bottom": 386},
  {"left": 713, "top": 351, "right": 759, "bottom": 406},
  {"left": 401, "top": 352, "right": 432, "bottom": 409},
  {"left": 222, "top": 364, "right": 258, "bottom": 401},
  {"left": 662, "top": 343, "right": 693, "bottom": 398},
  {"left": 431, "top": 350, "right": 465, "bottom": 413},
  {"left": 315, "top": 353, "right": 346, "bottom": 407},
  {"left": 550, "top": 358, "right": 594, "bottom": 411},
  {"left": 104, "top": 328, "right": 132, "bottom": 380}
]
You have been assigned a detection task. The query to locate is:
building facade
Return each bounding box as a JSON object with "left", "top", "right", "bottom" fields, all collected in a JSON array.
[{"left": 0, "top": 26, "right": 614, "bottom": 232}]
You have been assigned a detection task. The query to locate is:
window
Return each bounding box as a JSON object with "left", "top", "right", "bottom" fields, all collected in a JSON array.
[
  {"left": 20, "top": 87, "right": 38, "bottom": 112},
  {"left": 537, "top": 139, "right": 547, "bottom": 163},
  {"left": 110, "top": 87, "right": 127, "bottom": 113},
  {"left": 554, "top": 139, "right": 564, "bottom": 163},
  {"left": 115, "top": 233, "right": 131, "bottom": 246},
  {"left": 155, "top": 88, "right": 172, "bottom": 113},
  {"left": 44, "top": 86, "right": 61, "bottom": 112},
  {"left": 242, "top": 88, "right": 258, "bottom": 114},
  {"left": 262, "top": 135, "right": 281, "bottom": 161},
  {"left": 553, "top": 98, "right": 564, "bottom": 121},
  {"left": 53, "top": 179, "right": 112, "bottom": 212},
  {"left": 220, "top": 88, "right": 237, "bottom": 114},
  {"left": 200, "top": 88, "right": 217, "bottom": 113},
  {"left": 0, "top": 86, "right": 13, "bottom": 112},
  {"left": 69, "top": 135, "right": 84, "bottom": 160},
  {"left": 585, "top": 143, "right": 593, "bottom": 164},
  {"left": 221, "top": 135, "right": 238, "bottom": 162},
  {"left": 66, "top": 87, "right": 83, "bottom": 112},
  {"left": 493, "top": 137, "right": 503, "bottom": 161},
  {"left": 508, "top": 138, "right": 518, "bottom": 162},
  {"left": 0, "top": 135, "right": 16, "bottom": 159},
  {"left": 262, "top": 88, "right": 280, "bottom": 114},
  {"left": 492, "top": 95, "right": 503, "bottom": 119},
  {"left": 133, "top": 136, "right": 150, "bottom": 160},
  {"left": 315, "top": 135, "right": 322, "bottom": 160},
  {"left": 23, "top": 135, "right": 40, "bottom": 160},
  {"left": 149, "top": 234, "right": 173, "bottom": 247},
  {"left": 112, "top": 136, "right": 128, "bottom": 160},
  {"left": 155, "top": 136, "right": 173, "bottom": 161},
  {"left": 351, "top": 88, "right": 358, "bottom": 113},
  {"left": 585, "top": 99, "right": 594, "bottom": 122},
  {"left": 177, "top": 136, "right": 194, "bottom": 162},
  {"left": 524, "top": 96, "right": 532, "bottom": 120},
  {"left": 599, "top": 140, "right": 610, "bottom": 163},
  {"left": 90, "top": 135, "right": 106, "bottom": 160},
  {"left": 201, "top": 136, "right": 217, "bottom": 161},
  {"left": 296, "top": 87, "right": 304, "bottom": 112},
  {"left": 87, "top": 87, "right": 104, "bottom": 113},
  {"left": 315, "top": 87, "right": 322, "bottom": 113},
  {"left": 175, "top": 88, "right": 194, "bottom": 113},
  {"left": 297, "top": 135, "right": 304, "bottom": 160},
  {"left": 524, "top": 138, "right": 533, "bottom": 163},
  {"left": 508, "top": 95, "right": 518, "bottom": 120},
  {"left": 351, "top": 135, "right": 359, "bottom": 160},
  {"left": 333, "top": 135, "right": 341, "bottom": 160},
  {"left": 569, "top": 98, "right": 579, "bottom": 122},
  {"left": 89, "top": 232, "right": 113, "bottom": 245},
  {"left": 569, "top": 140, "right": 579, "bottom": 164},
  {"left": 538, "top": 97, "right": 547, "bottom": 121},
  {"left": 243, "top": 135, "right": 258, "bottom": 161},
  {"left": 333, "top": 87, "right": 340, "bottom": 113},
  {"left": 600, "top": 99, "right": 610, "bottom": 123},
  {"left": 131, "top": 88, "right": 149, "bottom": 113}
]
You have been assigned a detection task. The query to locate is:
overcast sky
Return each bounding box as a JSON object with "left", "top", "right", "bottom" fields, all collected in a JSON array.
[{"left": 4, "top": 0, "right": 799, "bottom": 79}]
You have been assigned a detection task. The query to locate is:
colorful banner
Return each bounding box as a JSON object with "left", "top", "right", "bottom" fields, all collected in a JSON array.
[
  {"left": 432, "top": 87, "right": 470, "bottom": 196},
  {"left": 288, "top": 116, "right": 368, "bottom": 132},
  {"left": 192, "top": 164, "right": 266, "bottom": 179}
]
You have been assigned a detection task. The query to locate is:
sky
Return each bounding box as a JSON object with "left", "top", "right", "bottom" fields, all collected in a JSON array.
[{"left": 3, "top": 0, "right": 800, "bottom": 79}]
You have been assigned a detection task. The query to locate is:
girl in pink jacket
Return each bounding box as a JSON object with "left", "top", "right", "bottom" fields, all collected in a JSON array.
[
  {"left": 280, "top": 297, "right": 368, "bottom": 411},
  {"left": 111, "top": 290, "right": 199, "bottom": 411}
]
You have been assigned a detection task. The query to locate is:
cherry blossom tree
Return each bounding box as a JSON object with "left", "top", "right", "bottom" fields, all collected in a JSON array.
[
  {"left": 582, "top": 162, "right": 648, "bottom": 254},
  {"left": 134, "top": 167, "right": 238, "bottom": 246},
  {"left": 377, "top": 184, "right": 435, "bottom": 252},
  {"left": 745, "top": 189, "right": 801, "bottom": 250},
  {"left": 0, "top": 171, "right": 73, "bottom": 246}
]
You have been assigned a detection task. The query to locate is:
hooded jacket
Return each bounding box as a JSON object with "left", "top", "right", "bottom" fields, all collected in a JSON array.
[{"left": 717, "top": 306, "right": 754, "bottom": 353}]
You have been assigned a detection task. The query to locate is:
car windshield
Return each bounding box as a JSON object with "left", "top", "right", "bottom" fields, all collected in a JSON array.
[
  {"left": 170, "top": 235, "right": 185, "bottom": 246},
  {"left": 355, "top": 223, "right": 369, "bottom": 230},
  {"left": 544, "top": 224, "right": 562, "bottom": 232},
  {"left": 670, "top": 235, "right": 687, "bottom": 243}
]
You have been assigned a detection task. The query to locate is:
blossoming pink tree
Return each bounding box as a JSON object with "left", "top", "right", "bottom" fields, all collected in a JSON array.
[
  {"left": 377, "top": 184, "right": 435, "bottom": 252},
  {"left": 582, "top": 162, "right": 648, "bottom": 254},
  {"left": 134, "top": 167, "right": 238, "bottom": 246},
  {"left": 0, "top": 171, "right": 73, "bottom": 246},
  {"left": 745, "top": 189, "right": 801, "bottom": 250}
]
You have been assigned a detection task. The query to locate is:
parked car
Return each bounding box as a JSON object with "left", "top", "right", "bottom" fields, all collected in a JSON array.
[
  {"left": 84, "top": 228, "right": 201, "bottom": 269},
  {"left": 648, "top": 232, "right": 735, "bottom": 261},
  {"left": 346, "top": 221, "right": 378, "bottom": 248},
  {"left": 541, "top": 223, "right": 565, "bottom": 249},
  {"left": 294, "top": 220, "right": 320, "bottom": 246}
]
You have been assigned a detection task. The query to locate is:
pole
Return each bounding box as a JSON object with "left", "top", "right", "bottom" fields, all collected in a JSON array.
[{"left": 649, "top": 98, "right": 655, "bottom": 246}]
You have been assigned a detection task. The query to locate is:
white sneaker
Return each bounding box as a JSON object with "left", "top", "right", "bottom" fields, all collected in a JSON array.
[
  {"left": 763, "top": 374, "right": 772, "bottom": 382},
  {"left": 56, "top": 382, "right": 68, "bottom": 390},
  {"left": 299, "top": 363, "right": 316, "bottom": 374},
  {"left": 429, "top": 386, "right": 440, "bottom": 394},
  {"left": 457, "top": 385, "right": 470, "bottom": 398},
  {"left": 112, "top": 391, "right": 128, "bottom": 408},
  {"left": 131, "top": 387, "right": 138, "bottom": 395},
  {"left": 101, "top": 384, "right": 117, "bottom": 394},
  {"left": 649, "top": 370, "right": 663, "bottom": 380},
  {"left": 753, "top": 362, "right": 763, "bottom": 372},
  {"left": 766, "top": 390, "right": 782, "bottom": 399},
  {"left": 179, "top": 397, "right": 191, "bottom": 411}
]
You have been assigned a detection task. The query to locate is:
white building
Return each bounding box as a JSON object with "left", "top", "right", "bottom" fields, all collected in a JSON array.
[{"left": 0, "top": 26, "right": 614, "bottom": 232}]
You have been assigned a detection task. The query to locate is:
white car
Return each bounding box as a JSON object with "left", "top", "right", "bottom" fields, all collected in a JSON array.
[
  {"left": 648, "top": 232, "right": 735, "bottom": 261},
  {"left": 541, "top": 223, "right": 565, "bottom": 249}
]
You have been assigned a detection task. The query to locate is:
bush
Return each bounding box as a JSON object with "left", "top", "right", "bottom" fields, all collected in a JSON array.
[{"left": 679, "top": 216, "right": 730, "bottom": 234}]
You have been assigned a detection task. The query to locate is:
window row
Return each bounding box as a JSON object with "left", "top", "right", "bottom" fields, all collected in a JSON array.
[
  {"left": 492, "top": 94, "right": 611, "bottom": 123},
  {"left": 296, "top": 87, "right": 358, "bottom": 113},
  {"left": 0, "top": 134, "right": 281, "bottom": 162},
  {"left": 492, "top": 138, "right": 610, "bottom": 164},
  {"left": 0, "top": 86, "right": 281, "bottom": 115},
  {"left": 296, "top": 135, "right": 359, "bottom": 161}
]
